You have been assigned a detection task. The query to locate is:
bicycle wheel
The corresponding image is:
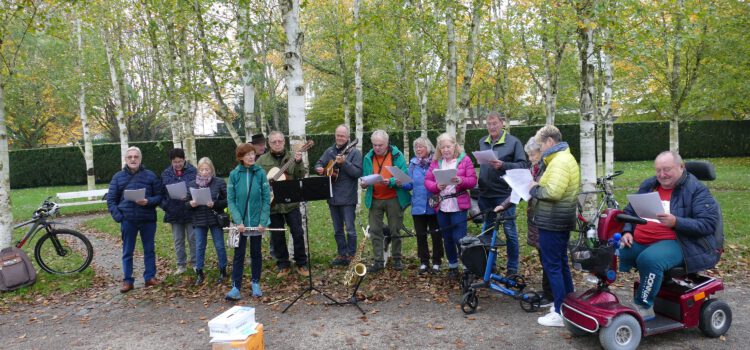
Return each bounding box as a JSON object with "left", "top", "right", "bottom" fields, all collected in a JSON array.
[{"left": 34, "top": 229, "right": 94, "bottom": 275}]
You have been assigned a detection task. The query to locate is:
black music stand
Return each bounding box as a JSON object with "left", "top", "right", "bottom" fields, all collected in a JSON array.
[{"left": 280, "top": 177, "right": 340, "bottom": 313}]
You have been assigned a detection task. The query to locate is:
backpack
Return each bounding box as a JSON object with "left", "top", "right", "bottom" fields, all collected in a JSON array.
[{"left": 0, "top": 247, "right": 37, "bottom": 292}]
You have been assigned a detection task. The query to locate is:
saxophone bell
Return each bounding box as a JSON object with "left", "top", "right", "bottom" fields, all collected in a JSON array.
[{"left": 354, "top": 263, "right": 366, "bottom": 277}]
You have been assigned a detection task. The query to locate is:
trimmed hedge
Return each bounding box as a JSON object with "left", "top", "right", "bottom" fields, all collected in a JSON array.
[{"left": 9, "top": 120, "right": 749, "bottom": 188}]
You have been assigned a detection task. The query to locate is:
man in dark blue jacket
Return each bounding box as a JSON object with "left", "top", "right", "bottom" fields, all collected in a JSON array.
[
  {"left": 619, "top": 151, "right": 721, "bottom": 320},
  {"left": 107, "top": 146, "right": 163, "bottom": 293},
  {"left": 160, "top": 148, "right": 197, "bottom": 275}
]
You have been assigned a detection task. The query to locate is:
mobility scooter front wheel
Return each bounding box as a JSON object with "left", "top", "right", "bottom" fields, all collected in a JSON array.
[
  {"left": 598, "top": 314, "right": 641, "bottom": 350},
  {"left": 461, "top": 289, "right": 479, "bottom": 314},
  {"left": 699, "top": 299, "right": 732, "bottom": 338}
]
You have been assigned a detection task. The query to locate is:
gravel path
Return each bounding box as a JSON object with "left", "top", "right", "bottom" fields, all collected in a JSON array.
[{"left": 0, "top": 213, "right": 747, "bottom": 349}]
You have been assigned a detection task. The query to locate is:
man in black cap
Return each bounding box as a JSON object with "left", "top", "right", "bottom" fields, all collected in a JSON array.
[{"left": 251, "top": 133, "right": 267, "bottom": 156}]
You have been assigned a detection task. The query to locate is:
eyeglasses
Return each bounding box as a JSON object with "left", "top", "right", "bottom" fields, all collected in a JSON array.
[
  {"left": 269, "top": 140, "right": 284, "bottom": 144},
  {"left": 126, "top": 156, "right": 140, "bottom": 160}
]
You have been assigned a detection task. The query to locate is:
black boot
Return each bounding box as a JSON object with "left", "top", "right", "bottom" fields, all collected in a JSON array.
[
  {"left": 194, "top": 269, "right": 204, "bottom": 285},
  {"left": 217, "top": 267, "right": 227, "bottom": 284}
]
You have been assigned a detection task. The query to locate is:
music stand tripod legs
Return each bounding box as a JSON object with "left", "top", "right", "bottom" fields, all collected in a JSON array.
[
  {"left": 278, "top": 177, "right": 339, "bottom": 313},
  {"left": 326, "top": 274, "right": 366, "bottom": 314}
]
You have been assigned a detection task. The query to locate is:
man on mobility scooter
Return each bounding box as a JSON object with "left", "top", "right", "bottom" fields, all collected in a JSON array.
[{"left": 562, "top": 152, "right": 730, "bottom": 350}]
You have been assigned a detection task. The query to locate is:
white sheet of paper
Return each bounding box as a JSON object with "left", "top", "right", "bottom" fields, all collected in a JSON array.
[
  {"left": 166, "top": 182, "right": 187, "bottom": 200},
  {"left": 385, "top": 166, "right": 412, "bottom": 184},
  {"left": 123, "top": 188, "right": 145, "bottom": 202},
  {"left": 433, "top": 168, "right": 458, "bottom": 186},
  {"left": 510, "top": 191, "right": 521, "bottom": 205},
  {"left": 502, "top": 169, "right": 534, "bottom": 202},
  {"left": 471, "top": 150, "right": 498, "bottom": 165},
  {"left": 360, "top": 174, "right": 384, "bottom": 186},
  {"left": 626, "top": 192, "right": 665, "bottom": 220},
  {"left": 190, "top": 187, "right": 213, "bottom": 205}
]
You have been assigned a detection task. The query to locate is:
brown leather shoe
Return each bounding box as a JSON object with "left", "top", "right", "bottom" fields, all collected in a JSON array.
[
  {"left": 144, "top": 278, "right": 160, "bottom": 287},
  {"left": 296, "top": 265, "right": 310, "bottom": 277},
  {"left": 120, "top": 282, "right": 134, "bottom": 293}
]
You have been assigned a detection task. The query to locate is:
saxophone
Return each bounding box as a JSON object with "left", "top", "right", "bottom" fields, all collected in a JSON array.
[{"left": 344, "top": 223, "right": 370, "bottom": 286}]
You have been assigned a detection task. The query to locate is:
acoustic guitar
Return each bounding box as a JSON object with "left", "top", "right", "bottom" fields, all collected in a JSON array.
[
  {"left": 266, "top": 140, "right": 315, "bottom": 182},
  {"left": 266, "top": 140, "right": 314, "bottom": 203},
  {"left": 324, "top": 139, "right": 359, "bottom": 182}
]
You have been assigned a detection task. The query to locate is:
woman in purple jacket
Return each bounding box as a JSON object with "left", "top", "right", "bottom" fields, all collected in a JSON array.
[{"left": 424, "top": 133, "right": 478, "bottom": 280}]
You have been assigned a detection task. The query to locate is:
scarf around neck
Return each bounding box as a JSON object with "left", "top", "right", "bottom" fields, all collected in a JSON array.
[{"left": 196, "top": 175, "right": 213, "bottom": 188}]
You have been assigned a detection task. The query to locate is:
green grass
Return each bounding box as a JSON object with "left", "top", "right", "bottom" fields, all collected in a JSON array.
[{"left": 3, "top": 157, "right": 749, "bottom": 302}]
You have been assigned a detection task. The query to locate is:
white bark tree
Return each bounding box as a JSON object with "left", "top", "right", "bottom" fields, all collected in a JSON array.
[
  {"left": 353, "top": 0, "right": 364, "bottom": 153},
  {"left": 445, "top": 4, "right": 458, "bottom": 137},
  {"left": 75, "top": 18, "right": 96, "bottom": 191},
  {"left": 103, "top": 26, "right": 130, "bottom": 163},
  {"left": 575, "top": 1, "right": 598, "bottom": 218},
  {"left": 518, "top": 1, "right": 572, "bottom": 125},
  {"left": 281, "top": 0, "right": 306, "bottom": 148},
  {"left": 192, "top": 0, "right": 242, "bottom": 146},
  {"left": 457, "top": 0, "right": 483, "bottom": 145},
  {"left": 238, "top": 0, "right": 258, "bottom": 138}
]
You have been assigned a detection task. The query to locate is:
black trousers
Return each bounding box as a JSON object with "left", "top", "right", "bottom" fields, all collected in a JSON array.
[
  {"left": 270, "top": 208, "right": 307, "bottom": 268},
  {"left": 413, "top": 214, "right": 443, "bottom": 266}
]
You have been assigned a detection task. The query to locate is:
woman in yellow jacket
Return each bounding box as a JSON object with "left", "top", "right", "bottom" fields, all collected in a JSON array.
[{"left": 529, "top": 125, "right": 580, "bottom": 328}]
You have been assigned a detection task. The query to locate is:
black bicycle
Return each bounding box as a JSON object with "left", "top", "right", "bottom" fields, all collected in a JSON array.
[{"left": 13, "top": 198, "right": 94, "bottom": 275}]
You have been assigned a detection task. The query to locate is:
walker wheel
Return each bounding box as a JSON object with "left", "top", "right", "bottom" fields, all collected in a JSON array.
[
  {"left": 520, "top": 291, "right": 541, "bottom": 313},
  {"left": 461, "top": 290, "right": 479, "bottom": 314}
]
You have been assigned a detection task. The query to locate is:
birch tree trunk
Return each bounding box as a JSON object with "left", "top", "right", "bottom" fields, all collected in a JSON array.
[
  {"left": 0, "top": 80, "right": 11, "bottom": 249},
  {"left": 602, "top": 50, "right": 615, "bottom": 177},
  {"left": 144, "top": 5, "right": 183, "bottom": 149},
  {"left": 76, "top": 19, "right": 95, "bottom": 191},
  {"left": 177, "top": 27, "right": 197, "bottom": 162},
  {"left": 281, "top": 0, "right": 307, "bottom": 148},
  {"left": 577, "top": 9, "right": 598, "bottom": 219},
  {"left": 238, "top": 0, "right": 257, "bottom": 138},
  {"left": 445, "top": 5, "right": 458, "bottom": 137},
  {"left": 103, "top": 27, "right": 129, "bottom": 163},
  {"left": 668, "top": 0, "right": 684, "bottom": 153},
  {"left": 354, "top": 0, "right": 364, "bottom": 153},
  {"left": 335, "top": 36, "right": 351, "bottom": 130},
  {"left": 457, "top": 0, "right": 483, "bottom": 145},
  {"left": 192, "top": 0, "right": 242, "bottom": 146},
  {"left": 415, "top": 76, "right": 428, "bottom": 138}
]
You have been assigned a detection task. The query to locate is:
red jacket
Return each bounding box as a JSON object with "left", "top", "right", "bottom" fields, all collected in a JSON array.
[{"left": 424, "top": 153, "right": 477, "bottom": 211}]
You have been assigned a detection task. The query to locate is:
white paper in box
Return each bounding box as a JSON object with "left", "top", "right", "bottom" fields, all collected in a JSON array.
[{"left": 208, "top": 306, "right": 255, "bottom": 337}]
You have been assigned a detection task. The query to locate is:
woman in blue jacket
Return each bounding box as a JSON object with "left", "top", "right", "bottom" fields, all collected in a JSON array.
[{"left": 401, "top": 137, "right": 443, "bottom": 275}]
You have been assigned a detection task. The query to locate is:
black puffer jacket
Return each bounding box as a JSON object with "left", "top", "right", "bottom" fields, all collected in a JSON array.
[
  {"left": 623, "top": 172, "right": 721, "bottom": 273},
  {"left": 186, "top": 177, "right": 228, "bottom": 227}
]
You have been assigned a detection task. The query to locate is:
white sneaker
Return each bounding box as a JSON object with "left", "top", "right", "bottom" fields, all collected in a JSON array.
[
  {"left": 538, "top": 311, "right": 564, "bottom": 327},
  {"left": 432, "top": 264, "right": 440, "bottom": 272},
  {"left": 173, "top": 266, "right": 187, "bottom": 275}
]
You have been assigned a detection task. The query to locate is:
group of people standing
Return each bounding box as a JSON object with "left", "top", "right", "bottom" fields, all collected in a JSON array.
[{"left": 105, "top": 115, "right": 582, "bottom": 320}]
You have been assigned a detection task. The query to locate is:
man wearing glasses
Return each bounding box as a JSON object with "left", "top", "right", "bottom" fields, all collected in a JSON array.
[{"left": 107, "top": 146, "right": 163, "bottom": 293}]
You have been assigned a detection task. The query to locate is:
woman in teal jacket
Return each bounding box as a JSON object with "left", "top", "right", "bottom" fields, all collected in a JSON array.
[{"left": 225, "top": 143, "right": 271, "bottom": 300}]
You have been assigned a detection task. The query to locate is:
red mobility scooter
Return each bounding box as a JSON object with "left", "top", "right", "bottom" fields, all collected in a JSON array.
[{"left": 561, "top": 161, "right": 731, "bottom": 350}]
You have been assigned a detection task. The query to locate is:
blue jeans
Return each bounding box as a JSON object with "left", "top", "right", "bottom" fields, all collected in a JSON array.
[
  {"left": 619, "top": 239, "right": 683, "bottom": 307},
  {"left": 330, "top": 205, "right": 357, "bottom": 256},
  {"left": 436, "top": 211, "right": 468, "bottom": 267},
  {"left": 194, "top": 225, "right": 228, "bottom": 271},
  {"left": 539, "top": 228, "right": 574, "bottom": 313},
  {"left": 231, "top": 234, "right": 262, "bottom": 289},
  {"left": 170, "top": 222, "right": 195, "bottom": 268},
  {"left": 270, "top": 209, "right": 307, "bottom": 268},
  {"left": 120, "top": 220, "right": 157, "bottom": 284},
  {"left": 478, "top": 196, "right": 519, "bottom": 273}
]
